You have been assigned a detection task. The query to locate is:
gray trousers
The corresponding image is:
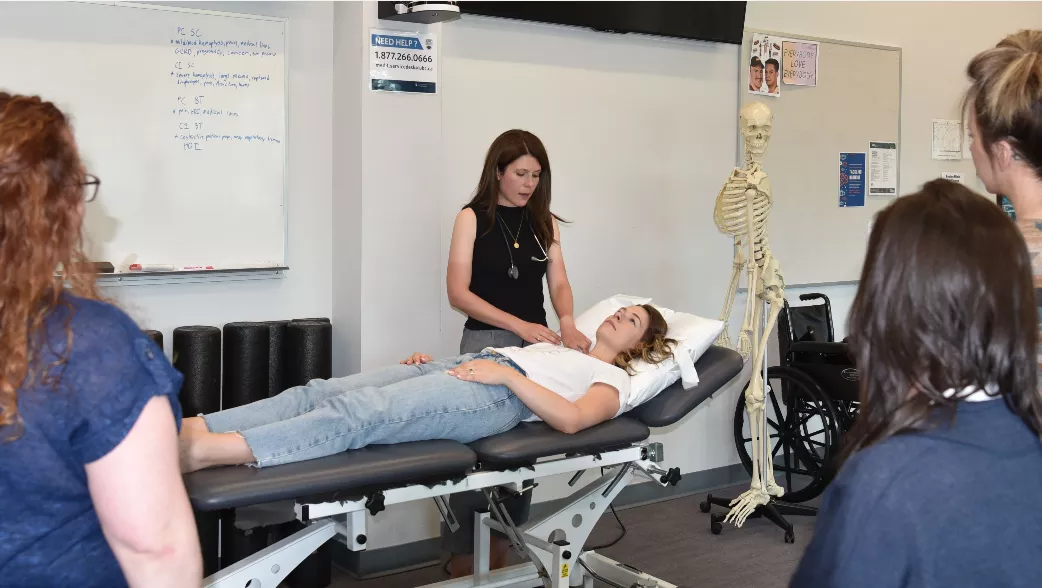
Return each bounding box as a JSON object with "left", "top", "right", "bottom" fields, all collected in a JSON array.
[{"left": 441, "top": 328, "right": 534, "bottom": 554}]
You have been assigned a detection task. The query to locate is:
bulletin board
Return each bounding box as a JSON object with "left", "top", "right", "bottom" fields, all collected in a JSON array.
[{"left": 738, "top": 28, "right": 902, "bottom": 286}]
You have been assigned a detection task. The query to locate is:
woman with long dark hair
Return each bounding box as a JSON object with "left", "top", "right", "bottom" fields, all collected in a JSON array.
[
  {"left": 790, "top": 180, "right": 1042, "bottom": 587},
  {"left": 441, "top": 129, "right": 588, "bottom": 576},
  {"left": 0, "top": 93, "right": 201, "bottom": 586}
]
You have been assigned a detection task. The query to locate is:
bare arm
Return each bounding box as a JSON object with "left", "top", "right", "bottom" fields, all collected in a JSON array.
[
  {"left": 504, "top": 372, "right": 620, "bottom": 435},
  {"left": 545, "top": 218, "right": 590, "bottom": 352},
  {"left": 447, "top": 208, "right": 524, "bottom": 333},
  {"left": 85, "top": 397, "right": 202, "bottom": 588},
  {"left": 545, "top": 218, "right": 576, "bottom": 329}
]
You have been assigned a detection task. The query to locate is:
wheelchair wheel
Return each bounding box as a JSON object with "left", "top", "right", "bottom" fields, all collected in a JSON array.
[{"left": 733, "top": 366, "right": 843, "bottom": 504}]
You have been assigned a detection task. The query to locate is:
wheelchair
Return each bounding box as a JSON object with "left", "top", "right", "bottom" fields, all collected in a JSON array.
[{"left": 731, "top": 292, "right": 861, "bottom": 504}]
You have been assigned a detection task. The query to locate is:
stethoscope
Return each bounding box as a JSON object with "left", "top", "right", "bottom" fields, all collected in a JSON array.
[{"left": 495, "top": 212, "right": 549, "bottom": 279}]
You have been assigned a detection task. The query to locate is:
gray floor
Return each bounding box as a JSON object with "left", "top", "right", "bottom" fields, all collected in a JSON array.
[{"left": 330, "top": 484, "right": 821, "bottom": 588}]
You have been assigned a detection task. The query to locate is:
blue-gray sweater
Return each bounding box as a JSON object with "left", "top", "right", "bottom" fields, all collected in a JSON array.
[{"left": 791, "top": 398, "right": 1042, "bottom": 588}]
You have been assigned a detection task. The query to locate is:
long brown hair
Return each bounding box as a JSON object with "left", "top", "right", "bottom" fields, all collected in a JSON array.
[
  {"left": 613, "top": 304, "right": 678, "bottom": 374},
  {"left": 464, "top": 129, "right": 565, "bottom": 249},
  {"left": 0, "top": 92, "right": 99, "bottom": 440},
  {"left": 962, "top": 30, "right": 1042, "bottom": 175},
  {"left": 835, "top": 179, "right": 1042, "bottom": 468}
]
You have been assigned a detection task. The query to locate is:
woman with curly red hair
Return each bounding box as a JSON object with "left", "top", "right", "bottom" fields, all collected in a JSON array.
[{"left": 0, "top": 93, "right": 201, "bottom": 586}]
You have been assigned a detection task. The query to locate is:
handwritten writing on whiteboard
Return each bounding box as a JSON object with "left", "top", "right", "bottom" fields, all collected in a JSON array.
[
  {"left": 169, "top": 25, "right": 282, "bottom": 153},
  {"left": 172, "top": 72, "right": 273, "bottom": 88},
  {"left": 174, "top": 133, "right": 282, "bottom": 143}
]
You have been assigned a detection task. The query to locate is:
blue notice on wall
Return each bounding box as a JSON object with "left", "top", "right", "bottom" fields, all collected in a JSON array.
[
  {"left": 839, "top": 152, "right": 866, "bottom": 208},
  {"left": 999, "top": 194, "right": 1016, "bottom": 220}
]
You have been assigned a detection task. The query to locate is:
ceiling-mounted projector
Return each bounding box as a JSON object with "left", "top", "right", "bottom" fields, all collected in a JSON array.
[{"left": 377, "top": 1, "right": 461, "bottom": 24}]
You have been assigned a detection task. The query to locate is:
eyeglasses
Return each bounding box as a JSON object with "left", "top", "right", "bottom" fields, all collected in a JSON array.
[{"left": 82, "top": 174, "right": 100, "bottom": 203}]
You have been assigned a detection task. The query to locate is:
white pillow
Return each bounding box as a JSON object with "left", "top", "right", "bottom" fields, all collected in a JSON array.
[{"left": 570, "top": 294, "right": 725, "bottom": 410}]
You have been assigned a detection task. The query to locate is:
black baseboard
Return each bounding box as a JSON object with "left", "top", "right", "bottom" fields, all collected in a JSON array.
[{"left": 331, "top": 463, "right": 750, "bottom": 581}]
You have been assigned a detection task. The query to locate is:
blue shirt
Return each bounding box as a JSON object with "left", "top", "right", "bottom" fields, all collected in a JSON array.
[
  {"left": 791, "top": 398, "right": 1042, "bottom": 588},
  {"left": 0, "top": 295, "right": 184, "bottom": 587}
]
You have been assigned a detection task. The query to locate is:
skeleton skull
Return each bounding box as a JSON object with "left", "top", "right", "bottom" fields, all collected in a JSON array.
[{"left": 740, "top": 102, "right": 773, "bottom": 160}]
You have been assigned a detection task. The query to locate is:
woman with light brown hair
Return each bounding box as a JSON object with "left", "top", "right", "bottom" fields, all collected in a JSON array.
[
  {"left": 0, "top": 93, "right": 201, "bottom": 586},
  {"left": 964, "top": 30, "right": 1042, "bottom": 283},
  {"left": 963, "top": 30, "right": 1042, "bottom": 382}
]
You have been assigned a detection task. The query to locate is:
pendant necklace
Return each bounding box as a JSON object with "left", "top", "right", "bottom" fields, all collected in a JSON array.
[{"left": 497, "top": 208, "right": 526, "bottom": 249}]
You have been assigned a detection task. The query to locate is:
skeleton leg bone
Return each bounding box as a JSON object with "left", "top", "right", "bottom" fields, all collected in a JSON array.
[
  {"left": 726, "top": 258, "right": 787, "bottom": 527},
  {"left": 724, "top": 249, "right": 767, "bottom": 526},
  {"left": 725, "top": 285, "right": 769, "bottom": 527},
  {"left": 755, "top": 263, "right": 786, "bottom": 498}
]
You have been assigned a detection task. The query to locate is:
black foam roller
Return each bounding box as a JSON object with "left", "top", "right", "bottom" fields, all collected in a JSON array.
[
  {"left": 172, "top": 326, "right": 221, "bottom": 416},
  {"left": 286, "top": 320, "right": 332, "bottom": 387},
  {"left": 144, "top": 329, "right": 163, "bottom": 351},
  {"left": 266, "top": 320, "right": 290, "bottom": 397},
  {"left": 292, "top": 317, "right": 330, "bottom": 323},
  {"left": 222, "top": 322, "right": 270, "bottom": 410}
]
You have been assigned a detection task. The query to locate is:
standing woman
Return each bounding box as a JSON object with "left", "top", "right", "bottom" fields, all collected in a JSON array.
[
  {"left": 0, "top": 93, "right": 201, "bottom": 586},
  {"left": 447, "top": 128, "right": 589, "bottom": 353},
  {"left": 963, "top": 29, "right": 1042, "bottom": 375},
  {"left": 439, "top": 129, "right": 588, "bottom": 576}
]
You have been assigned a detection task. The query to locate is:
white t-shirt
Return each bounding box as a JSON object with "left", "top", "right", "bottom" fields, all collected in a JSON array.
[{"left": 491, "top": 343, "right": 632, "bottom": 421}]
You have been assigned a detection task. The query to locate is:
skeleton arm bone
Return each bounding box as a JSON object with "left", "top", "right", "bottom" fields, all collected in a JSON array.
[{"left": 715, "top": 238, "right": 744, "bottom": 349}]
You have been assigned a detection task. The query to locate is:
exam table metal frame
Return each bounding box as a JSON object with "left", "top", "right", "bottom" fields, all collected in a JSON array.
[{"left": 184, "top": 346, "right": 743, "bottom": 588}]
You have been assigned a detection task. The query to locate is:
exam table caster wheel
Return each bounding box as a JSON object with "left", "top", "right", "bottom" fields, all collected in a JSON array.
[
  {"left": 710, "top": 513, "right": 724, "bottom": 535},
  {"left": 699, "top": 500, "right": 711, "bottom": 513},
  {"left": 785, "top": 531, "right": 795, "bottom": 544}
]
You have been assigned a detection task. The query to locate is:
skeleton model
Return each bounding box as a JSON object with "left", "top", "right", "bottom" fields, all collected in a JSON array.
[{"left": 713, "top": 102, "right": 787, "bottom": 527}]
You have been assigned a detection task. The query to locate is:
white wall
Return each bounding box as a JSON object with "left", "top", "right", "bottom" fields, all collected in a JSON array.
[
  {"left": 357, "top": 2, "right": 447, "bottom": 371},
  {"left": 333, "top": 1, "right": 364, "bottom": 376},
  {"left": 104, "top": 1, "right": 334, "bottom": 352}
]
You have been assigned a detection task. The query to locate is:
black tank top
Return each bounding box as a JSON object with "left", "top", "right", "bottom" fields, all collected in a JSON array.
[{"left": 465, "top": 204, "right": 549, "bottom": 330}]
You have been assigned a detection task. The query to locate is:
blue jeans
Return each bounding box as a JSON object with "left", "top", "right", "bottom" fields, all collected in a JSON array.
[{"left": 201, "top": 352, "right": 533, "bottom": 467}]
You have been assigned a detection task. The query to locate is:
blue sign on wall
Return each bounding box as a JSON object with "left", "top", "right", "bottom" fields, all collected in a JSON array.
[
  {"left": 839, "top": 152, "right": 866, "bottom": 208},
  {"left": 999, "top": 194, "right": 1016, "bottom": 220}
]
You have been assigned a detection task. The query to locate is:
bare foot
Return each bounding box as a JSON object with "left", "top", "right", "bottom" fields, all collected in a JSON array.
[
  {"left": 180, "top": 429, "right": 255, "bottom": 474},
  {"left": 178, "top": 427, "right": 208, "bottom": 474}
]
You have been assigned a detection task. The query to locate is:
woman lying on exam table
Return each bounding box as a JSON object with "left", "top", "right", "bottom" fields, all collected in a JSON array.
[
  {"left": 0, "top": 93, "right": 202, "bottom": 587},
  {"left": 178, "top": 304, "right": 676, "bottom": 473},
  {"left": 789, "top": 180, "right": 1042, "bottom": 587}
]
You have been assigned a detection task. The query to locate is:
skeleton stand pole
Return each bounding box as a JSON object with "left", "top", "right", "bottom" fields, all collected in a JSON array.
[{"left": 700, "top": 299, "right": 818, "bottom": 543}]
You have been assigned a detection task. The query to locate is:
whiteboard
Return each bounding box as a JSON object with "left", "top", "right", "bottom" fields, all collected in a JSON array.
[
  {"left": 738, "top": 29, "right": 902, "bottom": 286},
  {"left": 0, "top": 1, "right": 288, "bottom": 272}
]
